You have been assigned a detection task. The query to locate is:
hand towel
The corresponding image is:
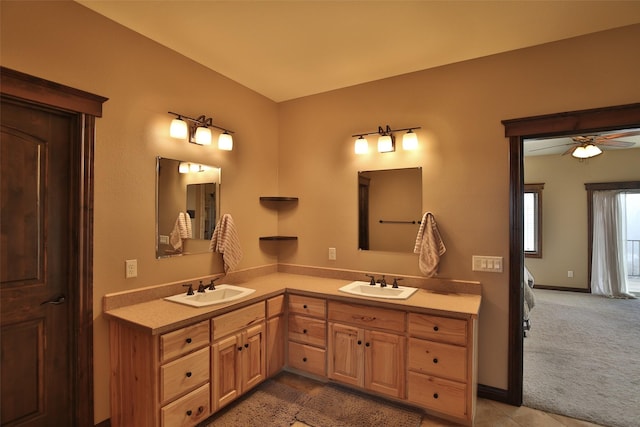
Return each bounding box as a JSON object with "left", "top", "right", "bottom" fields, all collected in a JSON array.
[
  {"left": 209, "top": 214, "right": 243, "bottom": 272},
  {"left": 413, "top": 212, "right": 446, "bottom": 277},
  {"left": 169, "top": 212, "right": 192, "bottom": 251}
]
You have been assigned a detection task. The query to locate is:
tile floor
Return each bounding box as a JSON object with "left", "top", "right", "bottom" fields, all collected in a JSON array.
[{"left": 273, "top": 372, "right": 603, "bottom": 427}]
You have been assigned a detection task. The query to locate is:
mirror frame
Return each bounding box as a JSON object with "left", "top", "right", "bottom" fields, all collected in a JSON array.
[{"left": 155, "top": 156, "right": 221, "bottom": 258}]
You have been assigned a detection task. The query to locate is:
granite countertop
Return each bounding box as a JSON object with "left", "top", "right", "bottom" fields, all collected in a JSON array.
[{"left": 103, "top": 272, "right": 482, "bottom": 335}]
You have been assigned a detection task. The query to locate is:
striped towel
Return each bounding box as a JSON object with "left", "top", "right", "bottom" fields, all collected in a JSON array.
[
  {"left": 413, "top": 212, "right": 446, "bottom": 277},
  {"left": 169, "top": 212, "right": 193, "bottom": 250},
  {"left": 209, "top": 214, "right": 243, "bottom": 272}
]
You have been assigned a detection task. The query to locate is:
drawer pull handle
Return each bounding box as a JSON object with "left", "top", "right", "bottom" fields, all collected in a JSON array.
[
  {"left": 433, "top": 326, "right": 439, "bottom": 332},
  {"left": 433, "top": 358, "right": 438, "bottom": 364},
  {"left": 186, "top": 338, "right": 192, "bottom": 344},
  {"left": 186, "top": 371, "right": 192, "bottom": 378},
  {"left": 302, "top": 357, "right": 307, "bottom": 362},
  {"left": 433, "top": 393, "right": 439, "bottom": 399},
  {"left": 303, "top": 329, "right": 307, "bottom": 334},
  {"left": 186, "top": 410, "right": 193, "bottom": 416}
]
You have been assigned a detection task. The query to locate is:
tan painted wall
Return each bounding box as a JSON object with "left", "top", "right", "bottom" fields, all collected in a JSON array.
[
  {"left": 524, "top": 149, "right": 640, "bottom": 288},
  {"left": 2, "top": 1, "right": 640, "bottom": 424}
]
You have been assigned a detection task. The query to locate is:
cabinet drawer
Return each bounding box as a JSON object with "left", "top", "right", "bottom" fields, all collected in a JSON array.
[
  {"left": 288, "top": 294, "right": 326, "bottom": 318},
  {"left": 407, "top": 371, "right": 466, "bottom": 418},
  {"left": 161, "top": 347, "right": 210, "bottom": 404},
  {"left": 408, "top": 338, "right": 466, "bottom": 383},
  {"left": 161, "top": 383, "right": 210, "bottom": 427},
  {"left": 288, "top": 315, "right": 326, "bottom": 347},
  {"left": 328, "top": 301, "right": 405, "bottom": 333},
  {"left": 408, "top": 313, "right": 467, "bottom": 346},
  {"left": 266, "top": 294, "right": 285, "bottom": 318},
  {"left": 213, "top": 302, "right": 265, "bottom": 340},
  {"left": 161, "top": 320, "right": 210, "bottom": 362},
  {"left": 288, "top": 341, "right": 326, "bottom": 377}
]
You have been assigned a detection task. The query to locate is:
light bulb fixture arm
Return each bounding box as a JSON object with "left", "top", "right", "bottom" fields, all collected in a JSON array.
[
  {"left": 351, "top": 124, "right": 420, "bottom": 138},
  {"left": 168, "top": 111, "right": 235, "bottom": 134}
]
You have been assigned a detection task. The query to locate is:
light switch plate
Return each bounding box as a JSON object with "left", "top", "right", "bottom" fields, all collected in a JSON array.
[{"left": 472, "top": 255, "right": 503, "bottom": 272}]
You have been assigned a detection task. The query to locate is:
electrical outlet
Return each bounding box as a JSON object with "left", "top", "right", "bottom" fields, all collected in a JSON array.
[
  {"left": 568, "top": 270, "right": 574, "bottom": 278},
  {"left": 159, "top": 235, "right": 169, "bottom": 245},
  {"left": 125, "top": 259, "right": 137, "bottom": 278},
  {"left": 328, "top": 247, "right": 336, "bottom": 260}
]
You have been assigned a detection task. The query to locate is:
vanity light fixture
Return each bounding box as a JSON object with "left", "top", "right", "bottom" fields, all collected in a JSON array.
[
  {"left": 572, "top": 144, "right": 602, "bottom": 159},
  {"left": 168, "top": 111, "right": 235, "bottom": 150},
  {"left": 352, "top": 125, "right": 421, "bottom": 154}
]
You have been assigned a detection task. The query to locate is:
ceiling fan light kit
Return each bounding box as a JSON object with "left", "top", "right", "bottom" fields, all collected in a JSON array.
[
  {"left": 528, "top": 129, "right": 639, "bottom": 159},
  {"left": 572, "top": 144, "right": 602, "bottom": 159}
]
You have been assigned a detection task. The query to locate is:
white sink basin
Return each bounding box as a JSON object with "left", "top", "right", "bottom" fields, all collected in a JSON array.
[
  {"left": 338, "top": 281, "right": 418, "bottom": 300},
  {"left": 164, "top": 284, "right": 255, "bottom": 307}
]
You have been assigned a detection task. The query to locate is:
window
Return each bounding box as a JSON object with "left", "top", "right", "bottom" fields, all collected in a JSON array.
[{"left": 524, "top": 183, "right": 544, "bottom": 258}]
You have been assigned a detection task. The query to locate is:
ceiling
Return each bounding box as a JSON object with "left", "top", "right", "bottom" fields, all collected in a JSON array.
[
  {"left": 524, "top": 128, "right": 640, "bottom": 157},
  {"left": 75, "top": 1, "right": 640, "bottom": 102}
]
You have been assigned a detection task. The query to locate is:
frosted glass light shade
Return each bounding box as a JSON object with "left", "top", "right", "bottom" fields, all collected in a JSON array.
[
  {"left": 170, "top": 118, "right": 188, "bottom": 139},
  {"left": 354, "top": 136, "right": 369, "bottom": 154},
  {"left": 194, "top": 127, "right": 212, "bottom": 145},
  {"left": 402, "top": 130, "right": 418, "bottom": 150},
  {"left": 572, "top": 144, "right": 602, "bottom": 159},
  {"left": 218, "top": 132, "right": 233, "bottom": 151},
  {"left": 378, "top": 135, "right": 394, "bottom": 153},
  {"left": 178, "top": 162, "right": 189, "bottom": 173}
]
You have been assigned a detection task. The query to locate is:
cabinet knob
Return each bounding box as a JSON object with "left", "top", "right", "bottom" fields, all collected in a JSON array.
[
  {"left": 186, "top": 410, "right": 193, "bottom": 416},
  {"left": 303, "top": 304, "right": 308, "bottom": 309},
  {"left": 433, "top": 358, "right": 438, "bottom": 364},
  {"left": 303, "top": 329, "right": 307, "bottom": 334},
  {"left": 357, "top": 340, "right": 362, "bottom": 345},
  {"left": 433, "top": 393, "right": 439, "bottom": 399},
  {"left": 365, "top": 342, "right": 370, "bottom": 347},
  {"left": 302, "top": 357, "right": 307, "bottom": 362},
  {"left": 186, "top": 338, "right": 192, "bottom": 344},
  {"left": 197, "top": 406, "right": 205, "bottom": 415},
  {"left": 238, "top": 346, "right": 243, "bottom": 351},
  {"left": 244, "top": 343, "right": 249, "bottom": 348},
  {"left": 186, "top": 371, "right": 192, "bottom": 378},
  {"left": 433, "top": 326, "right": 439, "bottom": 332}
]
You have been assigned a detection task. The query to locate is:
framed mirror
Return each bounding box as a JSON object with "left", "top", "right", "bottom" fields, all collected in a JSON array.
[
  {"left": 358, "top": 167, "right": 422, "bottom": 252},
  {"left": 156, "top": 157, "right": 221, "bottom": 258}
]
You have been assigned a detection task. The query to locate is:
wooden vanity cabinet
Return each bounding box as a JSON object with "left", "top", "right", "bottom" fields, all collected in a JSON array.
[
  {"left": 211, "top": 302, "right": 266, "bottom": 411},
  {"left": 286, "top": 294, "right": 327, "bottom": 376},
  {"left": 407, "top": 312, "right": 477, "bottom": 426},
  {"left": 109, "top": 320, "right": 211, "bottom": 427},
  {"left": 266, "top": 294, "right": 286, "bottom": 377},
  {"left": 327, "top": 301, "right": 406, "bottom": 399}
]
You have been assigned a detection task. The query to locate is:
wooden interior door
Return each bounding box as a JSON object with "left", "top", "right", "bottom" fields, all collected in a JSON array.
[{"left": 1, "top": 98, "right": 75, "bottom": 425}]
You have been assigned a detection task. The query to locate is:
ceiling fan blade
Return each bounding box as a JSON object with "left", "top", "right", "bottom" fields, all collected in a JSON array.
[
  {"left": 596, "top": 139, "right": 635, "bottom": 148},
  {"left": 528, "top": 142, "right": 576, "bottom": 152},
  {"left": 597, "top": 130, "right": 640, "bottom": 140},
  {"left": 561, "top": 145, "right": 578, "bottom": 156}
]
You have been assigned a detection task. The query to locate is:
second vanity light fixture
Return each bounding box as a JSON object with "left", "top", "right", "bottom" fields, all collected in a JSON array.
[
  {"left": 352, "top": 125, "right": 421, "bottom": 154},
  {"left": 168, "top": 111, "right": 234, "bottom": 150}
]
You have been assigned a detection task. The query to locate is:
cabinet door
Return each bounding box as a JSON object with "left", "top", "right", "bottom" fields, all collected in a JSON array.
[
  {"left": 328, "top": 323, "right": 363, "bottom": 387},
  {"left": 266, "top": 315, "right": 284, "bottom": 377},
  {"left": 365, "top": 330, "right": 406, "bottom": 398},
  {"left": 212, "top": 334, "right": 241, "bottom": 410},
  {"left": 242, "top": 323, "right": 266, "bottom": 392}
]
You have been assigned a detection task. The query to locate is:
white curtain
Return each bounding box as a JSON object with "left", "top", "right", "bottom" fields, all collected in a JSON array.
[{"left": 591, "top": 190, "right": 635, "bottom": 298}]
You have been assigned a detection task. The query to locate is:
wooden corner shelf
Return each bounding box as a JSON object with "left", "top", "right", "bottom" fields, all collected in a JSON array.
[
  {"left": 259, "top": 236, "right": 298, "bottom": 241},
  {"left": 259, "top": 197, "right": 299, "bottom": 202}
]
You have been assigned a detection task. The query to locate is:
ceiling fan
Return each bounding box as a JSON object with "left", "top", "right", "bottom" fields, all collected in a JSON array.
[{"left": 529, "top": 130, "right": 640, "bottom": 158}]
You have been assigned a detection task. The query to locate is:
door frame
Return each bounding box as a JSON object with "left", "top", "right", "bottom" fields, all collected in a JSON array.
[
  {"left": 1, "top": 67, "right": 107, "bottom": 425},
  {"left": 501, "top": 102, "right": 640, "bottom": 406}
]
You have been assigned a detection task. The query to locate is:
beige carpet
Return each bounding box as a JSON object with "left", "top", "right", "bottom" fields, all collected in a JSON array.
[
  {"left": 523, "top": 289, "right": 640, "bottom": 427},
  {"left": 200, "top": 379, "right": 423, "bottom": 427}
]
